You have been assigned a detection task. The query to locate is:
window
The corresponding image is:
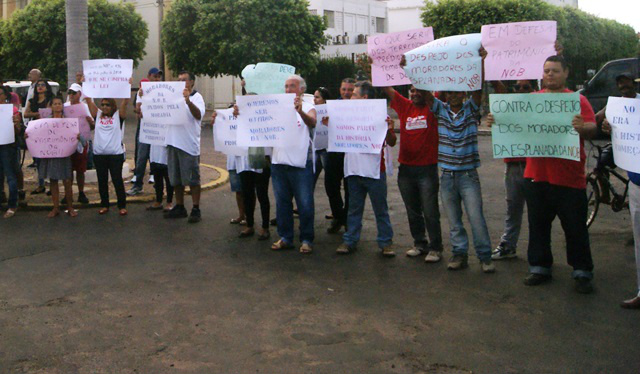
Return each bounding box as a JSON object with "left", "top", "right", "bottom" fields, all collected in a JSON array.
[
  {"left": 325, "top": 10, "right": 335, "bottom": 29},
  {"left": 376, "top": 17, "right": 385, "bottom": 33}
]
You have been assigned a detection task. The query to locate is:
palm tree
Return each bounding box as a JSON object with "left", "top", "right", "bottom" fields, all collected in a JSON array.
[{"left": 65, "top": 0, "right": 89, "bottom": 88}]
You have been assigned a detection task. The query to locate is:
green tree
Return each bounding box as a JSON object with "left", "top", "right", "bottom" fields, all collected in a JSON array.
[
  {"left": 421, "top": 0, "right": 638, "bottom": 88},
  {"left": 0, "top": 0, "right": 148, "bottom": 88},
  {"left": 305, "top": 56, "right": 357, "bottom": 98},
  {"left": 162, "top": 0, "right": 326, "bottom": 78}
]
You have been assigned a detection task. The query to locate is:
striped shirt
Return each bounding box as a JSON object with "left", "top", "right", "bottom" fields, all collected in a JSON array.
[{"left": 432, "top": 98, "right": 480, "bottom": 171}]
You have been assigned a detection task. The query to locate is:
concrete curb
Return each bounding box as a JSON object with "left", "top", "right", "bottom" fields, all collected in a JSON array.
[{"left": 19, "top": 164, "right": 229, "bottom": 211}]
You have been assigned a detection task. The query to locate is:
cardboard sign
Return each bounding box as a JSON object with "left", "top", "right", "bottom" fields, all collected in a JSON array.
[
  {"left": 235, "top": 94, "right": 298, "bottom": 147},
  {"left": 241, "top": 63, "right": 296, "bottom": 95},
  {"left": 482, "top": 21, "right": 557, "bottom": 81},
  {"left": 63, "top": 103, "right": 92, "bottom": 140},
  {"left": 26, "top": 118, "right": 79, "bottom": 158},
  {"left": 313, "top": 104, "right": 328, "bottom": 150},
  {"left": 490, "top": 93, "right": 581, "bottom": 161},
  {"left": 606, "top": 97, "right": 640, "bottom": 173},
  {"left": 140, "top": 82, "right": 189, "bottom": 125},
  {"left": 404, "top": 33, "right": 483, "bottom": 91},
  {"left": 82, "top": 59, "right": 133, "bottom": 99},
  {"left": 327, "top": 99, "right": 388, "bottom": 154},
  {"left": 0, "top": 104, "right": 15, "bottom": 146},
  {"left": 38, "top": 108, "right": 52, "bottom": 119},
  {"left": 368, "top": 27, "right": 434, "bottom": 87},
  {"left": 213, "top": 108, "right": 248, "bottom": 156}
]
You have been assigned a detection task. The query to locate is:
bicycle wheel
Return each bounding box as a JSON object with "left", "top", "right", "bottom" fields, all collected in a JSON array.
[{"left": 586, "top": 172, "right": 600, "bottom": 228}]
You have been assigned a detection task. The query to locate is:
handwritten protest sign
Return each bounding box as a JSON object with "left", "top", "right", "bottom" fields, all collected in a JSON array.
[
  {"left": 140, "top": 82, "right": 189, "bottom": 125},
  {"left": 139, "top": 120, "right": 168, "bottom": 146},
  {"left": 241, "top": 63, "right": 296, "bottom": 95},
  {"left": 326, "top": 99, "right": 388, "bottom": 154},
  {"left": 38, "top": 108, "right": 52, "bottom": 119},
  {"left": 26, "top": 118, "right": 79, "bottom": 158},
  {"left": 0, "top": 104, "right": 14, "bottom": 145},
  {"left": 82, "top": 59, "right": 133, "bottom": 99},
  {"left": 213, "top": 108, "right": 248, "bottom": 156},
  {"left": 368, "top": 27, "right": 434, "bottom": 87},
  {"left": 606, "top": 97, "right": 640, "bottom": 173},
  {"left": 482, "top": 21, "right": 556, "bottom": 81},
  {"left": 404, "top": 33, "right": 482, "bottom": 91},
  {"left": 490, "top": 93, "right": 580, "bottom": 161},
  {"left": 313, "top": 104, "right": 328, "bottom": 150},
  {"left": 64, "top": 104, "right": 91, "bottom": 140},
  {"left": 235, "top": 94, "right": 298, "bottom": 147}
]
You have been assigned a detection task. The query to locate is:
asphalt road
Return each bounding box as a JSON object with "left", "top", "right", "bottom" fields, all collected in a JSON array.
[{"left": 0, "top": 128, "right": 638, "bottom": 374}]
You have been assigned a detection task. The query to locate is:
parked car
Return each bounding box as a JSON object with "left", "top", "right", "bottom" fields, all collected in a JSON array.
[{"left": 579, "top": 57, "right": 640, "bottom": 114}]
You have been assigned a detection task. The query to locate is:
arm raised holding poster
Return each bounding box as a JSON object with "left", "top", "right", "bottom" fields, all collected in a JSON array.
[{"left": 82, "top": 59, "right": 133, "bottom": 99}]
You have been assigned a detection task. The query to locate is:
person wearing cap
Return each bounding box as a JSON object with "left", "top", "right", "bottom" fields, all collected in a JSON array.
[
  {"left": 599, "top": 73, "right": 640, "bottom": 309},
  {"left": 63, "top": 83, "right": 91, "bottom": 204},
  {"left": 127, "top": 67, "right": 163, "bottom": 196}
]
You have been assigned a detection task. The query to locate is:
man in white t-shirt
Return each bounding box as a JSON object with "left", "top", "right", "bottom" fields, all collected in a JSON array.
[
  {"left": 270, "top": 75, "right": 317, "bottom": 254},
  {"left": 163, "top": 71, "right": 206, "bottom": 223},
  {"left": 336, "top": 81, "right": 397, "bottom": 257}
]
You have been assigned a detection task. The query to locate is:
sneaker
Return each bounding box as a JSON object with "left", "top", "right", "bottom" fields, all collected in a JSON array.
[
  {"left": 424, "top": 250, "right": 442, "bottom": 263},
  {"left": 575, "top": 277, "right": 594, "bottom": 294},
  {"left": 481, "top": 260, "right": 496, "bottom": 273},
  {"left": 149, "top": 175, "right": 155, "bottom": 184},
  {"left": 406, "top": 247, "right": 423, "bottom": 257},
  {"left": 77, "top": 192, "right": 89, "bottom": 204},
  {"left": 164, "top": 205, "right": 188, "bottom": 219},
  {"left": 188, "top": 207, "right": 201, "bottom": 223},
  {"left": 128, "top": 176, "right": 137, "bottom": 184},
  {"left": 126, "top": 186, "right": 142, "bottom": 196},
  {"left": 491, "top": 243, "right": 517, "bottom": 260},
  {"left": 336, "top": 242, "right": 354, "bottom": 254},
  {"left": 447, "top": 254, "right": 468, "bottom": 270},
  {"left": 381, "top": 245, "right": 396, "bottom": 258},
  {"left": 523, "top": 273, "right": 552, "bottom": 286}
]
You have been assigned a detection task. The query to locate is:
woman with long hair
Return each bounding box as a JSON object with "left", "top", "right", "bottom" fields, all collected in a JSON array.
[
  {"left": 87, "top": 97, "right": 129, "bottom": 216},
  {"left": 24, "top": 79, "right": 52, "bottom": 195}
]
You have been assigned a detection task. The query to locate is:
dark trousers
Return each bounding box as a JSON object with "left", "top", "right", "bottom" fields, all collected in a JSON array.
[
  {"left": 324, "top": 151, "right": 348, "bottom": 224},
  {"left": 152, "top": 163, "right": 173, "bottom": 204},
  {"left": 240, "top": 168, "right": 271, "bottom": 229},
  {"left": 94, "top": 154, "right": 127, "bottom": 209},
  {"left": 524, "top": 179, "right": 594, "bottom": 279},
  {"left": 397, "top": 164, "right": 443, "bottom": 250}
]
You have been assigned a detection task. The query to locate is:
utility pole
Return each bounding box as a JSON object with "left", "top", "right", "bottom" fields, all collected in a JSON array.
[{"left": 157, "top": 0, "right": 165, "bottom": 79}]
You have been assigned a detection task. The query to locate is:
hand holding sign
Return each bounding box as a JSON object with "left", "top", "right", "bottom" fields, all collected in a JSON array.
[
  {"left": 235, "top": 93, "right": 298, "bottom": 147},
  {"left": 481, "top": 21, "right": 557, "bottom": 81},
  {"left": 83, "top": 59, "right": 133, "bottom": 99},
  {"left": 140, "top": 82, "right": 189, "bottom": 126}
]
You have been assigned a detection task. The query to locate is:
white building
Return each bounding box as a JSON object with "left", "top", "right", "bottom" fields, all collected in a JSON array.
[
  {"left": 384, "top": 0, "right": 425, "bottom": 33},
  {"left": 543, "top": 0, "right": 579, "bottom": 7},
  {"left": 308, "top": 0, "right": 388, "bottom": 58}
]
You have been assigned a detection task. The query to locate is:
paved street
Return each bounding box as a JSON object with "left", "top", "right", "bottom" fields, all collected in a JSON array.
[{"left": 1, "top": 128, "right": 639, "bottom": 374}]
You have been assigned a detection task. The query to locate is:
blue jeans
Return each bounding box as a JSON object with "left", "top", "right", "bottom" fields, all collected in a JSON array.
[
  {"left": 271, "top": 161, "right": 315, "bottom": 244},
  {"left": 343, "top": 174, "right": 393, "bottom": 249},
  {"left": 0, "top": 144, "right": 19, "bottom": 209},
  {"left": 499, "top": 162, "right": 527, "bottom": 250},
  {"left": 440, "top": 169, "right": 491, "bottom": 261}
]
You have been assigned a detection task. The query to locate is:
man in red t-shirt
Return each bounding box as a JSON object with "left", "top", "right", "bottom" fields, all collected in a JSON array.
[
  {"left": 382, "top": 85, "right": 442, "bottom": 262},
  {"left": 492, "top": 56, "right": 597, "bottom": 293}
]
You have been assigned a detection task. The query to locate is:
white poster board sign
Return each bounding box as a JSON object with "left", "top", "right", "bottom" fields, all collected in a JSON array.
[
  {"left": 140, "top": 82, "right": 189, "bottom": 125},
  {"left": 214, "top": 108, "right": 248, "bottom": 156},
  {"left": 327, "top": 99, "right": 388, "bottom": 154},
  {"left": 235, "top": 94, "right": 298, "bottom": 147},
  {"left": 606, "top": 96, "right": 640, "bottom": 173},
  {"left": 313, "top": 104, "right": 328, "bottom": 150},
  {"left": 82, "top": 59, "right": 133, "bottom": 99},
  {"left": 139, "top": 120, "right": 168, "bottom": 146},
  {"left": 0, "top": 104, "right": 15, "bottom": 145}
]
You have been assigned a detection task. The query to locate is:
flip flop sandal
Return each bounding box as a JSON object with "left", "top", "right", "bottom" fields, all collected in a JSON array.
[
  {"left": 3, "top": 209, "right": 16, "bottom": 219},
  {"left": 271, "top": 239, "right": 294, "bottom": 251}
]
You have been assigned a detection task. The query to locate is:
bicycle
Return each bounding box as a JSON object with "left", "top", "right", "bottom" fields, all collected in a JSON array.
[{"left": 585, "top": 141, "right": 629, "bottom": 227}]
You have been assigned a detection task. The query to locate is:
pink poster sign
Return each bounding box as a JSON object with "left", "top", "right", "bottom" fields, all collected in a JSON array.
[
  {"left": 26, "top": 118, "right": 79, "bottom": 158},
  {"left": 64, "top": 103, "right": 92, "bottom": 140},
  {"left": 481, "top": 21, "right": 557, "bottom": 81},
  {"left": 368, "top": 27, "right": 434, "bottom": 87}
]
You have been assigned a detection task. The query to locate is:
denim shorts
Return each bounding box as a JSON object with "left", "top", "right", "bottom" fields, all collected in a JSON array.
[{"left": 229, "top": 170, "right": 242, "bottom": 192}]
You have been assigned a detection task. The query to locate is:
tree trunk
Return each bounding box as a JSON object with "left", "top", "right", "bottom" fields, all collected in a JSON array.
[{"left": 65, "top": 0, "right": 89, "bottom": 88}]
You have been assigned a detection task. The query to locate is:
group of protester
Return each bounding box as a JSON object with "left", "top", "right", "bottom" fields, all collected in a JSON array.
[{"left": 1, "top": 47, "right": 639, "bottom": 308}]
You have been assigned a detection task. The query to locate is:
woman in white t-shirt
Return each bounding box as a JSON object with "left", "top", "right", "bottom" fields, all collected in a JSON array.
[{"left": 87, "top": 97, "right": 129, "bottom": 216}]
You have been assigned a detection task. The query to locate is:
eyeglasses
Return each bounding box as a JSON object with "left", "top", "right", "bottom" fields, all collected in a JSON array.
[
  {"left": 68, "top": 90, "right": 78, "bottom": 95},
  {"left": 514, "top": 85, "right": 532, "bottom": 91}
]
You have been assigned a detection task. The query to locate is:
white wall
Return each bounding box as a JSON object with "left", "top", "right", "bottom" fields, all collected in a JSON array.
[{"left": 385, "top": 0, "right": 425, "bottom": 33}]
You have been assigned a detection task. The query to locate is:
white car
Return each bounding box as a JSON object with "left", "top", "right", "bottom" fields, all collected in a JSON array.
[{"left": 2, "top": 79, "right": 60, "bottom": 107}]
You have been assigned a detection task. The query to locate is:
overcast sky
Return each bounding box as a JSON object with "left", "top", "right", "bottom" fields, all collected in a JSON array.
[{"left": 579, "top": 0, "right": 640, "bottom": 32}]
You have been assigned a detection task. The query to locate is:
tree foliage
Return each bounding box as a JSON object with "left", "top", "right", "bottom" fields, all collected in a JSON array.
[
  {"left": 0, "top": 0, "right": 148, "bottom": 88},
  {"left": 162, "top": 0, "right": 326, "bottom": 77},
  {"left": 421, "top": 0, "right": 639, "bottom": 88},
  {"left": 306, "top": 56, "right": 357, "bottom": 99}
]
